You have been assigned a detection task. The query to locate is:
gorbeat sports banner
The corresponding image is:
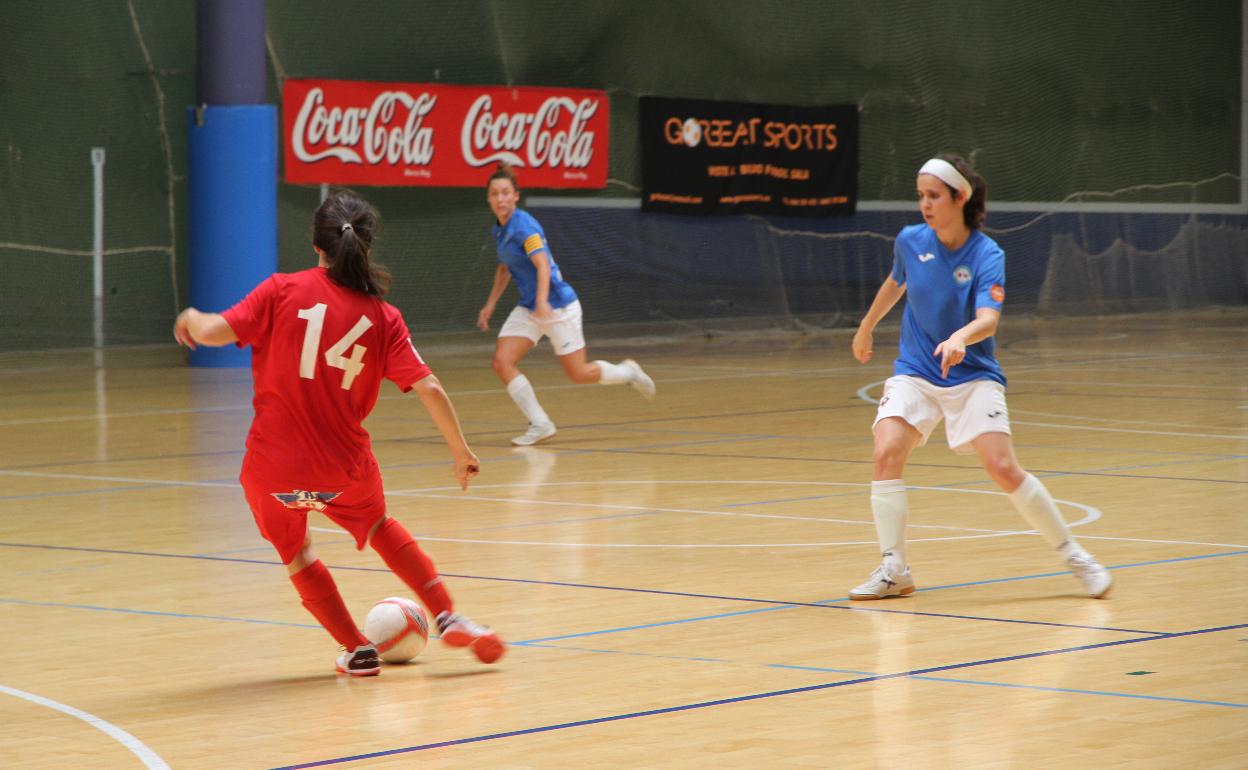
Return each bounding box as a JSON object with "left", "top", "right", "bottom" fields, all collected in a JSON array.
[
  {"left": 640, "top": 96, "right": 858, "bottom": 216},
  {"left": 283, "top": 79, "right": 609, "bottom": 188}
]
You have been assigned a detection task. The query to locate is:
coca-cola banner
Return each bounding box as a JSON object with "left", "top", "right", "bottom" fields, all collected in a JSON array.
[
  {"left": 640, "top": 96, "right": 857, "bottom": 217},
  {"left": 282, "top": 79, "right": 609, "bottom": 188}
]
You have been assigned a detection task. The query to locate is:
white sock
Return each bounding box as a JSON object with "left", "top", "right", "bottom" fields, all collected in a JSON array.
[
  {"left": 593, "top": 360, "right": 630, "bottom": 385},
  {"left": 871, "top": 479, "right": 908, "bottom": 572},
  {"left": 1009, "top": 473, "right": 1080, "bottom": 558},
  {"left": 505, "top": 374, "right": 552, "bottom": 426}
]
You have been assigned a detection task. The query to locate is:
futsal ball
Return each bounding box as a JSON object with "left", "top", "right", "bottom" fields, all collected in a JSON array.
[{"left": 364, "top": 597, "right": 429, "bottom": 663}]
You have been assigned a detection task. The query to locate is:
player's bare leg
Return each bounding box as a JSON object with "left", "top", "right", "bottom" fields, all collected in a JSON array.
[
  {"left": 495, "top": 336, "right": 555, "bottom": 445},
  {"left": 560, "top": 348, "right": 655, "bottom": 398},
  {"left": 973, "top": 432, "right": 1112, "bottom": 598},
  {"left": 850, "top": 418, "right": 921, "bottom": 600}
]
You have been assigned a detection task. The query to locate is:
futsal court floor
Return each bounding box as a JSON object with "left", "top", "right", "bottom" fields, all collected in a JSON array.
[{"left": 1, "top": 309, "right": 1244, "bottom": 769}]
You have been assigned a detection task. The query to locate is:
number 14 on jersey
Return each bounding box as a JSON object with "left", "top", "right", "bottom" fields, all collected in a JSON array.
[{"left": 297, "top": 303, "right": 373, "bottom": 390}]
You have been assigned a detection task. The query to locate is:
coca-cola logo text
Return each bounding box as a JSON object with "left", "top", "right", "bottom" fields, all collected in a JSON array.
[
  {"left": 461, "top": 95, "right": 598, "bottom": 169},
  {"left": 291, "top": 87, "right": 436, "bottom": 166}
]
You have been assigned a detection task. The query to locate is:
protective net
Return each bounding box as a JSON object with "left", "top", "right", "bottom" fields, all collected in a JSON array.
[{"left": 1, "top": 0, "right": 1243, "bottom": 351}]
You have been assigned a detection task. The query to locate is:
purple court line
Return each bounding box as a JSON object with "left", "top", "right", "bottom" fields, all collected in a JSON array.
[
  {"left": 0, "top": 540, "right": 1177, "bottom": 635},
  {"left": 267, "top": 622, "right": 1248, "bottom": 770},
  {"left": 4, "top": 541, "right": 1242, "bottom": 636}
]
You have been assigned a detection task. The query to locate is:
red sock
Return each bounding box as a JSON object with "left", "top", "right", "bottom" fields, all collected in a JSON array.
[
  {"left": 370, "top": 517, "right": 453, "bottom": 618},
  {"left": 289, "top": 559, "right": 369, "bottom": 649}
]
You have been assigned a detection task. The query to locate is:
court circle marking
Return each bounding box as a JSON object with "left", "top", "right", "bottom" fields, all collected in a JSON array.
[
  {"left": 0, "top": 684, "right": 170, "bottom": 769},
  {"left": 313, "top": 479, "right": 1102, "bottom": 549}
]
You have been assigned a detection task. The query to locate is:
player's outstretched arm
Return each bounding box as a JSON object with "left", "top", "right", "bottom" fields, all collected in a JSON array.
[
  {"left": 173, "top": 308, "right": 239, "bottom": 349},
  {"left": 852, "top": 277, "right": 906, "bottom": 363},
  {"left": 412, "top": 374, "right": 481, "bottom": 490}
]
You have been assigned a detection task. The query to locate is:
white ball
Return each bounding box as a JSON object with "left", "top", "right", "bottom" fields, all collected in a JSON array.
[
  {"left": 364, "top": 597, "right": 429, "bottom": 663},
  {"left": 681, "top": 117, "right": 703, "bottom": 147}
]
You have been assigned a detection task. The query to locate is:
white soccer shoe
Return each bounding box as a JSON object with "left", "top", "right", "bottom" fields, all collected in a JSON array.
[
  {"left": 511, "top": 421, "right": 557, "bottom": 446},
  {"left": 1067, "top": 551, "right": 1113, "bottom": 598},
  {"left": 848, "top": 563, "right": 916, "bottom": 601},
  {"left": 622, "top": 359, "right": 656, "bottom": 400},
  {"left": 335, "top": 644, "right": 380, "bottom": 677},
  {"left": 436, "top": 611, "right": 507, "bottom": 664}
]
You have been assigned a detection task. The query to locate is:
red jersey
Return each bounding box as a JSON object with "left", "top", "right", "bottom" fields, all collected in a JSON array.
[{"left": 222, "top": 268, "right": 431, "bottom": 484}]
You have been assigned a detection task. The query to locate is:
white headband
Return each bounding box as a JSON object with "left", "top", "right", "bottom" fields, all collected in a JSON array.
[{"left": 918, "top": 158, "right": 972, "bottom": 199}]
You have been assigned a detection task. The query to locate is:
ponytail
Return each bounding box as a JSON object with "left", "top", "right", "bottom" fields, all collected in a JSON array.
[{"left": 312, "top": 189, "right": 392, "bottom": 296}]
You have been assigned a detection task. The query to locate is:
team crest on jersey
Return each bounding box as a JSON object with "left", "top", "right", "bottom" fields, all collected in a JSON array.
[
  {"left": 953, "top": 265, "right": 972, "bottom": 285},
  {"left": 272, "top": 490, "right": 341, "bottom": 511}
]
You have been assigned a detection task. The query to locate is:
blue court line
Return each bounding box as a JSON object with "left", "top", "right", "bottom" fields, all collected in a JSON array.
[
  {"left": 5, "top": 541, "right": 1243, "bottom": 636},
  {"left": 908, "top": 676, "right": 1248, "bottom": 709},
  {"left": 517, "top": 641, "right": 879, "bottom": 676},
  {"left": 5, "top": 448, "right": 1237, "bottom": 508},
  {"left": 6, "top": 436, "right": 1241, "bottom": 503},
  {"left": 0, "top": 597, "right": 321, "bottom": 629},
  {"left": 503, "top": 550, "right": 1248, "bottom": 643},
  {"left": 268, "top": 622, "right": 1248, "bottom": 769},
  {"left": 192, "top": 544, "right": 283, "bottom": 557},
  {"left": 518, "top": 646, "right": 1246, "bottom": 709},
  {"left": 3, "top": 426, "right": 1236, "bottom": 474}
]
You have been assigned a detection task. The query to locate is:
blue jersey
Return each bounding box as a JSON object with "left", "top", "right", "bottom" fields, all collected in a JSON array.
[
  {"left": 492, "top": 209, "right": 578, "bottom": 311},
  {"left": 890, "top": 224, "right": 1007, "bottom": 387}
]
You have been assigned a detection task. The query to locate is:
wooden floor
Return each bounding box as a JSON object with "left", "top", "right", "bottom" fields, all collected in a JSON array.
[{"left": 1, "top": 309, "right": 1245, "bottom": 769}]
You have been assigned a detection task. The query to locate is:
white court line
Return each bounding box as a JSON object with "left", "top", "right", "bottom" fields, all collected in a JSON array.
[
  {"left": 0, "top": 469, "right": 233, "bottom": 489},
  {"left": 0, "top": 405, "right": 251, "bottom": 427},
  {"left": 4, "top": 467, "right": 1237, "bottom": 549},
  {"left": 0, "top": 684, "right": 170, "bottom": 769},
  {"left": 1011, "top": 407, "right": 1237, "bottom": 431},
  {"left": 1006, "top": 351, "right": 1224, "bottom": 374},
  {"left": 362, "top": 479, "right": 1102, "bottom": 548},
  {"left": 310, "top": 527, "right": 1023, "bottom": 548},
  {"left": 0, "top": 367, "right": 838, "bottom": 428},
  {"left": 1011, "top": 420, "right": 1247, "bottom": 441},
  {"left": 2, "top": 350, "right": 1237, "bottom": 428},
  {"left": 1009, "top": 378, "right": 1246, "bottom": 392}
]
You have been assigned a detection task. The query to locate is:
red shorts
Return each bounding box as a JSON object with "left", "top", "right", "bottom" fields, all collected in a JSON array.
[{"left": 240, "top": 452, "right": 387, "bottom": 564}]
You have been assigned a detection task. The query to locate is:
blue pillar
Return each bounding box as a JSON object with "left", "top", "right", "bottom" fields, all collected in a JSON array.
[{"left": 187, "top": 0, "right": 274, "bottom": 367}]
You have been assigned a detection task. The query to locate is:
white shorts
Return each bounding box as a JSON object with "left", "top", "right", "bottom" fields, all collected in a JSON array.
[
  {"left": 498, "top": 300, "right": 586, "bottom": 355},
  {"left": 873, "top": 375, "right": 1011, "bottom": 454}
]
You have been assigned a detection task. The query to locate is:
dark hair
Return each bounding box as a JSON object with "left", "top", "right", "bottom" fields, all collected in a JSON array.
[
  {"left": 487, "top": 162, "right": 518, "bottom": 192},
  {"left": 936, "top": 153, "right": 987, "bottom": 230},
  {"left": 312, "top": 189, "right": 392, "bottom": 296}
]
